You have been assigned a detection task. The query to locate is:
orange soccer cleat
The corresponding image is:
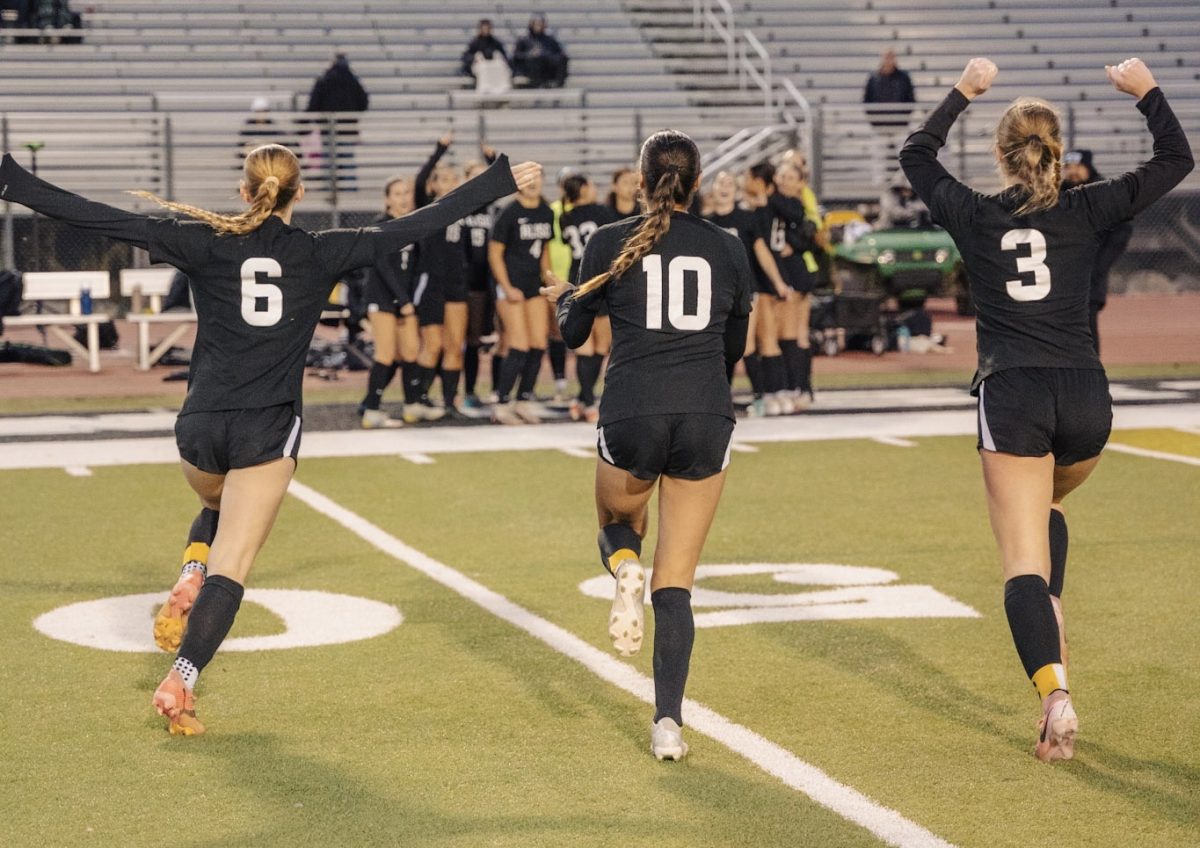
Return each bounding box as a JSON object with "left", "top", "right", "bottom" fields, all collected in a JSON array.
[
  {"left": 153, "top": 570, "right": 204, "bottom": 653},
  {"left": 152, "top": 669, "right": 205, "bottom": 737}
]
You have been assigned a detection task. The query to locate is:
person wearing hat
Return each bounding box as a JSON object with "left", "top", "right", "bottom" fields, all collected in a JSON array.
[
  {"left": 1062, "top": 149, "right": 1134, "bottom": 353},
  {"left": 512, "top": 14, "right": 569, "bottom": 88},
  {"left": 238, "top": 97, "right": 286, "bottom": 163}
]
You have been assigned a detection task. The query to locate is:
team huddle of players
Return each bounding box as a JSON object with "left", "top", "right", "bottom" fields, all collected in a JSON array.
[{"left": 356, "top": 137, "right": 827, "bottom": 428}]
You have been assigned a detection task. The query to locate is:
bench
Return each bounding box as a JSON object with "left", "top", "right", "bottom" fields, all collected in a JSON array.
[
  {"left": 3, "top": 271, "right": 113, "bottom": 372},
  {"left": 120, "top": 267, "right": 196, "bottom": 370}
]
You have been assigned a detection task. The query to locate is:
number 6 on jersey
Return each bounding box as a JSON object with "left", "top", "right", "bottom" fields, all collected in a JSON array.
[
  {"left": 240, "top": 257, "right": 284, "bottom": 327},
  {"left": 644, "top": 254, "right": 712, "bottom": 330}
]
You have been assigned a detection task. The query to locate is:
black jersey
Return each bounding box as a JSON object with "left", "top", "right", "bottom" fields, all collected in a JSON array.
[
  {"left": 414, "top": 141, "right": 469, "bottom": 290},
  {"left": 367, "top": 212, "right": 417, "bottom": 307},
  {"left": 461, "top": 208, "right": 494, "bottom": 270},
  {"left": 755, "top": 193, "right": 815, "bottom": 288},
  {"left": 490, "top": 198, "right": 555, "bottom": 293},
  {"left": 560, "top": 202, "right": 619, "bottom": 284},
  {"left": 900, "top": 87, "right": 1193, "bottom": 391},
  {"left": 0, "top": 153, "right": 517, "bottom": 414},
  {"left": 704, "top": 206, "right": 769, "bottom": 290},
  {"left": 557, "top": 213, "right": 755, "bottom": 425}
]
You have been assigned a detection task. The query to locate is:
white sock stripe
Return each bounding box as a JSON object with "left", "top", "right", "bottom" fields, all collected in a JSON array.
[
  {"left": 978, "top": 382, "right": 997, "bottom": 452},
  {"left": 172, "top": 657, "right": 199, "bottom": 689},
  {"left": 283, "top": 415, "right": 302, "bottom": 459}
]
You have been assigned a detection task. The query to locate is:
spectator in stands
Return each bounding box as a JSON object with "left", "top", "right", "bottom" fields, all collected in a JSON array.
[
  {"left": 1062, "top": 149, "right": 1134, "bottom": 354},
  {"left": 461, "top": 19, "right": 508, "bottom": 75},
  {"left": 238, "top": 97, "right": 285, "bottom": 162},
  {"left": 877, "top": 173, "right": 931, "bottom": 229},
  {"left": 863, "top": 49, "right": 915, "bottom": 129},
  {"left": 512, "top": 14, "right": 569, "bottom": 88},
  {"left": 305, "top": 54, "right": 369, "bottom": 191}
]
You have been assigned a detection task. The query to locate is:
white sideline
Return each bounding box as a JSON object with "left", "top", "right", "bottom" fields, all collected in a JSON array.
[
  {"left": 1106, "top": 442, "right": 1200, "bottom": 467},
  {"left": 286, "top": 478, "right": 955, "bottom": 848},
  {"left": 3, "top": 403, "right": 1199, "bottom": 471}
]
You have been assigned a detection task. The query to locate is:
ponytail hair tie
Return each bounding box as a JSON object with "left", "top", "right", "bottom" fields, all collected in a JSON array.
[{"left": 1025, "top": 134, "right": 1042, "bottom": 145}]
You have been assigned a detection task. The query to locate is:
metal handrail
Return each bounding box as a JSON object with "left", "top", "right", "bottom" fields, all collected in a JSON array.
[{"left": 701, "top": 124, "right": 793, "bottom": 183}]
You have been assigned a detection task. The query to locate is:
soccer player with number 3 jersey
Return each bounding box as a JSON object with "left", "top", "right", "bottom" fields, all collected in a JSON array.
[
  {"left": 543, "top": 131, "right": 754, "bottom": 761},
  {"left": 901, "top": 57, "right": 1192, "bottom": 761},
  {"left": 0, "top": 144, "right": 541, "bottom": 734}
]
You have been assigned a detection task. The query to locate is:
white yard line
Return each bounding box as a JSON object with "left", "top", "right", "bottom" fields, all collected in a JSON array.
[
  {"left": 398, "top": 452, "right": 436, "bottom": 465},
  {"left": 63, "top": 465, "right": 92, "bottom": 477},
  {"left": 286, "top": 478, "right": 956, "bottom": 848},
  {"left": 1107, "top": 442, "right": 1200, "bottom": 467},
  {"left": 872, "top": 436, "right": 917, "bottom": 448}
]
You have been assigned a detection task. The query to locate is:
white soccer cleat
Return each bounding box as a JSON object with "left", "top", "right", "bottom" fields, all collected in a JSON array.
[
  {"left": 491, "top": 402, "right": 525, "bottom": 425},
  {"left": 650, "top": 717, "right": 688, "bottom": 761},
  {"left": 608, "top": 559, "right": 646, "bottom": 657},
  {"left": 361, "top": 409, "right": 404, "bottom": 429},
  {"left": 514, "top": 399, "right": 547, "bottom": 424},
  {"left": 1035, "top": 692, "right": 1078, "bottom": 763}
]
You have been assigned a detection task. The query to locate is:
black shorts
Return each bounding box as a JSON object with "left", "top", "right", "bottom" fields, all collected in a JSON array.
[
  {"left": 364, "top": 275, "right": 409, "bottom": 316},
  {"left": 466, "top": 261, "right": 491, "bottom": 294},
  {"left": 977, "top": 368, "right": 1111, "bottom": 465},
  {"left": 598, "top": 413, "right": 735, "bottom": 481},
  {"left": 444, "top": 274, "right": 468, "bottom": 304},
  {"left": 412, "top": 272, "right": 446, "bottom": 327},
  {"left": 176, "top": 403, "right": 303, "bottom": 475}
]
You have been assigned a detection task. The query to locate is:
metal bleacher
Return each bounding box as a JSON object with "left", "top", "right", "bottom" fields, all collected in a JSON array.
[
  {"left": 632, "top": 0, "right": 1200, "bottom": 200},
  {"left": 0, "top": 0, "right": 770, "bottom": 218}
]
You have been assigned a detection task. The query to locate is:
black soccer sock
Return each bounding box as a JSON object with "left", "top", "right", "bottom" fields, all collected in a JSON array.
[
  {"left": 652, "top": 587, "right": 694, "bottom": 726},
  {"left": 597, "top": 522, "right": 642, "bottom": 575},
  {"left": 575, "top": 354, "right": 598, "bottom": 406},
  {"left": 363, "top": 361, "right": 396, "bottom": 412},
  {"left": 798, "top": 345, "right": 814, "bottom": 394},
  {"left": 1004, "top": 574, "right": 1067, "bottom": 699},
  {"left": 549, "top": 339, "right": 567, "bottom": 381},
  {"left": 779, "top": 338, "right": 801, "bottom": 391},
  {"left": 761, "top": 355, "right": 784, "bottom": 395},
  {"left": 743, "top": 352, "right": 763, "bottom": 398},
  {"left": 491, "top": 353, "right": 504, "bottom": 395},
  {"left": 174, "top": 574, "right": 245, "bottom": 688},
  {"left": 441, "top": 368, "right": 462, "bottom": 407},
  {"left": 401, "top": 360, "right": 421, "bottom": 405},
  {"left": 1048, "top": 510, "right": 1068, "bottom": 599},
  {"left": 495, "top": 349, "right": 526, "bottom": 402},
  {"left": 518, "top": 347, "right": 544, "bottom": 400},
  {"left": 181, "top": 508, "right": 219, "bottom": 576},
  {"left": 464, "top": 342, "right": 481, "bottom": 395},
  {"left": 417, "top": 365, "right": 437, "bottom": 403}
]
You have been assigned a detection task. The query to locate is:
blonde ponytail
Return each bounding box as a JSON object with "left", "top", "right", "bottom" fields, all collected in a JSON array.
[
  {"left": 996, "top": 98, "right": 1064, "bottom": 216},
  {"left": 130, "top": 143, "right": 300, "bottom": 235}
]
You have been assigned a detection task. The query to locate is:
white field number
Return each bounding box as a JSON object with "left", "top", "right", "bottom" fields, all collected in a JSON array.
[
  {"left": 240, "top": 257, "right": 284, "bottom": 326},
  {"left": 643, "top": 254, "right": 712, "bottom": 330},
  {"left": 1001, "top": 228, "right": 1051, "bottom": 301},
  {"left": 580, "top": 563, "right": 980, "bottom": 626}
]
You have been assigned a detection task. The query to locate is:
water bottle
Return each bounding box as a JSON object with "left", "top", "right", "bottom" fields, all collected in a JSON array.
[
  {"left": 80, "top": 287, "right": 93, "bottom": 315},
  {"left": 897, "top": 324, "right": 911, "bottom": 353}
]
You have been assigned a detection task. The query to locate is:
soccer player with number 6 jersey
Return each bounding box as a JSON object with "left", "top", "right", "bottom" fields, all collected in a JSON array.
[
  {"left": 900, "top": 57, "right": 1192, "bottom": 761},
  {"left": 0, "top": 144, "right": 541, "bottom": 735},
  {"left": 543, "top": 130, "right": 754, "bottom": 761}
]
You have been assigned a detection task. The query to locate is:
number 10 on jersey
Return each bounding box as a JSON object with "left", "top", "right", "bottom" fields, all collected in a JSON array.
[{"left": 643, "top": 255, "right": 712, "bottom": 330}]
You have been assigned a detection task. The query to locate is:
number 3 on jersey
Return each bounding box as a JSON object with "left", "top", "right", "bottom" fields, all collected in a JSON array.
[
  {"left": 241, "top": 257, "right": 284, "bottom": 327},
  {"left": 644, "top": 255, "right": 712, "bottom": 330},
  {"left": 1001, "top": 229, "right": 1051, "bottom": 302}
]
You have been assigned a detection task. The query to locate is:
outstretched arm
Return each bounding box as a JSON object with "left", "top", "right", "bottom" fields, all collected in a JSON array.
[
  {"left": 899, "top": 59, "right": 996, "bottom": 228},
  {"left": 0, "top": 153, "right": 152, "bottom": 249},
  {"left": 414, "top": 134, "right": 451, "bottom": 209},
  {"left": 318, "top": 157, "right": 539, "bottom": 277},
  {"left": 1081, "top": 59, "right": 1194, "bottom": 227}
]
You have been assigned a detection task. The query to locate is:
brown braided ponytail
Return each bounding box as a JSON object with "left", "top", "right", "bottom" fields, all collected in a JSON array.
[
  {"left": 575, "top": 130, "right": 700, "bottom": 297},
  {"left": 130, "top": 143, "right": 301, "bottom": 235},
  {"left": 995, "top": 98, "right": 1063, "bottom": 216}
]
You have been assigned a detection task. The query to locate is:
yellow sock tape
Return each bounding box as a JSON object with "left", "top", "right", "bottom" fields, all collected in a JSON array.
[
  {"left": 182, "top": 542, "right": 210, "bottom": 566},
  {"left": 1031, "top": 663, "right": 1068, "bottom": 699}
]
